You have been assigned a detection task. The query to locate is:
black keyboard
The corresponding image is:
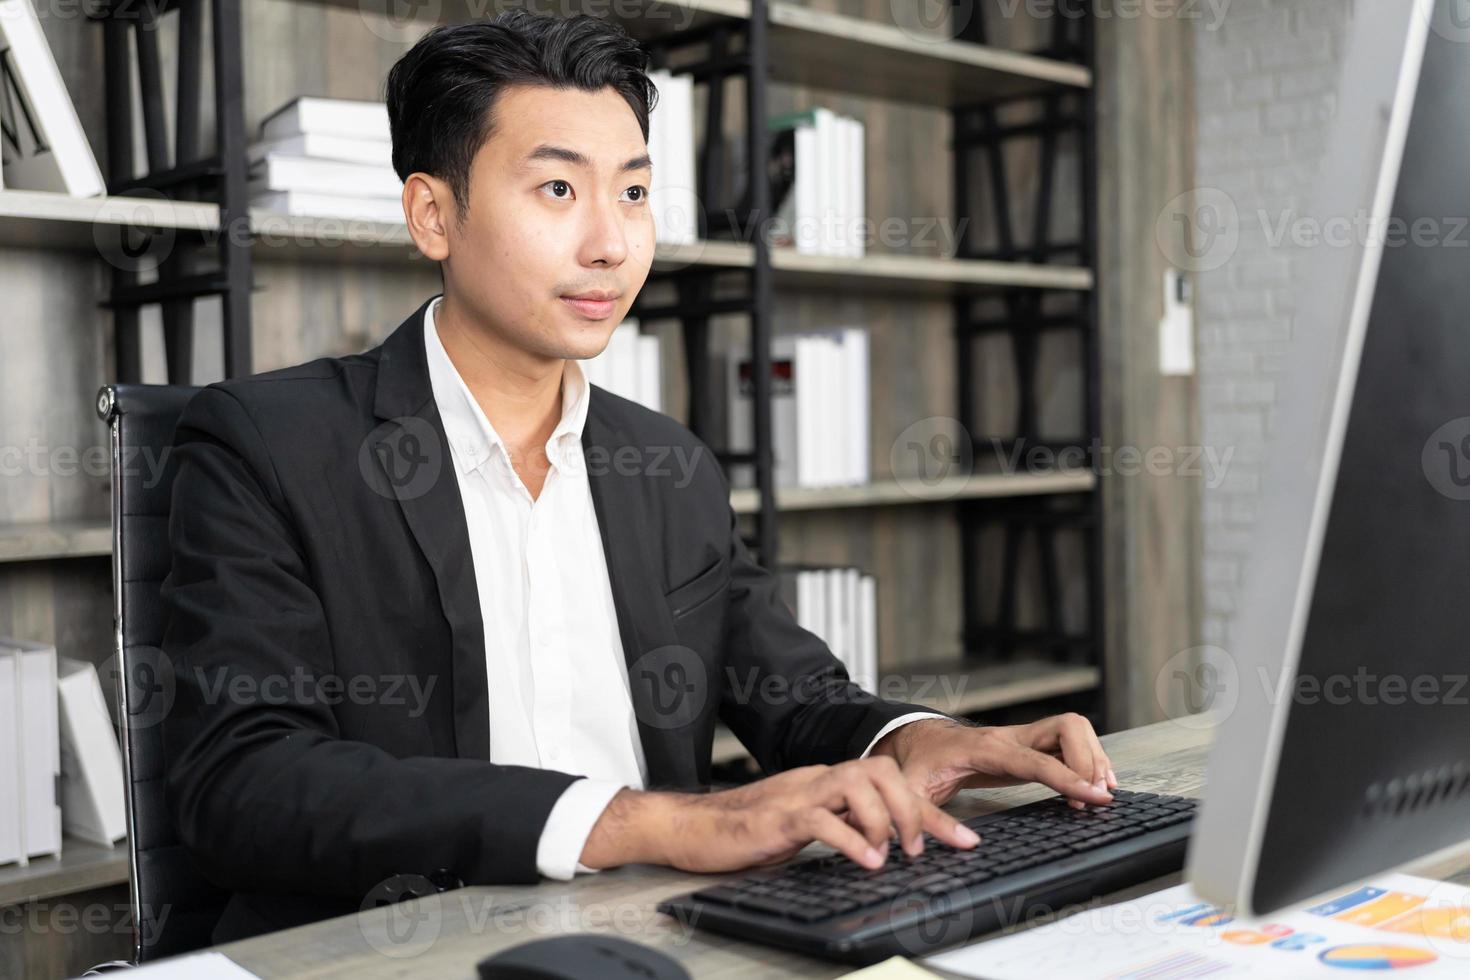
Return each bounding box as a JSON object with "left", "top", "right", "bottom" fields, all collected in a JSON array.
[{"left": 657, "top": 789, "right": 1197, "bottom": 964}]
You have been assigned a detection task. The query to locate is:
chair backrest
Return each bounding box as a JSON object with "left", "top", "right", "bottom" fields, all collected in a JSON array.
[{"left": 97, "top": 383, "right": 228, "bottom": 963}]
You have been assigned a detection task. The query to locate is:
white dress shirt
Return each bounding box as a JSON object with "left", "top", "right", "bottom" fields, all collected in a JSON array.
[{"left": 423, "top": 295, "right": 945, "bottom": 879}]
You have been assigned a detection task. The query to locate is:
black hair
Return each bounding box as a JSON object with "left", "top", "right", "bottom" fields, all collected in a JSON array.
[{"left": 384, "top": 10, "right": 658, "bottom": 226}]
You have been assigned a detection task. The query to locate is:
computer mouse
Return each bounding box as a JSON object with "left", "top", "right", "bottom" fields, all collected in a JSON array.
[{"left": 476, "top": 934, "right": 692, "bottom": 980}]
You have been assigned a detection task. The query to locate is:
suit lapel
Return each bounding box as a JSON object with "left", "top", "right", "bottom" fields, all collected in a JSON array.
[
  {"left": 584, "top": 393, "right": 701, "bottom": 790},
  {"left": 370, "top": 299, "right": 491, "bottom": 761}
]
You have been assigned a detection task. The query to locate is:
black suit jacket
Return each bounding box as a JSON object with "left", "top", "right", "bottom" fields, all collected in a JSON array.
[{"left": 160, "top": 296, "right": 943, "bottom": 943}]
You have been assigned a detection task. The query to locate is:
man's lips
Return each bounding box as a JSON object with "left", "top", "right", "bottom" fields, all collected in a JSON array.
[{"left": 560, "top": 294, "right": 619, "bottom": 319}]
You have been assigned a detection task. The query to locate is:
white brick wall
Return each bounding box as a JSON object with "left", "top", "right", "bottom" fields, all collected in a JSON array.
[{"left": 1193, "top": 0, "right": 1353, "bottom": 648}]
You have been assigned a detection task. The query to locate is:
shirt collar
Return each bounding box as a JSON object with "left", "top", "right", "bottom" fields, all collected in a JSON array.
[{"left": 423, "top": 294, "right": 590, "bottom": 476}]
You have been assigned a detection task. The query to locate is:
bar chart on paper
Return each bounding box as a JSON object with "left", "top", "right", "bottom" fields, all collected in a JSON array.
[{"left": 925, "top": 872, "right": 1470, "bottom": 978}]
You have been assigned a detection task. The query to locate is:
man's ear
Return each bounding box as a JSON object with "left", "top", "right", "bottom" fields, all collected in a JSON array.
[{"left": 403, "top": 172, "right": 453, "bottom": 262}]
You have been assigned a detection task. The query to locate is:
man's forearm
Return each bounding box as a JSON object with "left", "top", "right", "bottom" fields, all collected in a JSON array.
[{"left": 578, "top": 788, "right": 679, "bottom": 870}]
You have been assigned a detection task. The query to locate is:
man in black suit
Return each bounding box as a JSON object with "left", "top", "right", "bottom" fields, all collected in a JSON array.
[{"left": 161, "top": 11, "right": 1116, "bottom": 943}]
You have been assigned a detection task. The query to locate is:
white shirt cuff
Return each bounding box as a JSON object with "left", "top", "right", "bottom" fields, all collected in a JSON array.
[
  {"left": 859, "top": 711, "right": 953, "bottom": 759},
  {"left": 535, "top": 777, "right": 628, "bottom": 880}
]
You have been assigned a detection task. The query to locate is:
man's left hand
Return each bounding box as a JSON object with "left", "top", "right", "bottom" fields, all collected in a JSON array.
[{"left": 870, "top": 713, "right": 1118, "bottom": 810}]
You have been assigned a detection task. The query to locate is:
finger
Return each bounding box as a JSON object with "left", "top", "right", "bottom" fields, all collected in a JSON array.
[
  {"left": 818, "top": 767, "right": 894, "bottom": 854},
  {"left": 1001, "top": 743, "right": 1112, "bottom": 805},
  {"left": 865, "top": 759, "right": 927, "bottom": 856},
  {"left": 799, "top": 807, "right": 886, "bottom": 869},
  {"left": 917, "top": 797, "right": 981, "bottom": 850},
  {"left": 1054, "top": 717, "right": 1099, "bottom": 787}
]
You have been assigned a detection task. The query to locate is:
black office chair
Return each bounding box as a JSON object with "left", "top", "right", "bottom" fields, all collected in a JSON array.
[{"left": 97, "top": 383, "right": 229, "bottom": 963}]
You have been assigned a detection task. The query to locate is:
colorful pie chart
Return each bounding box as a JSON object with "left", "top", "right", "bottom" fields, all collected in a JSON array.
[{"left": 1318, "top": 944, "right": 1439, "bottom": 970}]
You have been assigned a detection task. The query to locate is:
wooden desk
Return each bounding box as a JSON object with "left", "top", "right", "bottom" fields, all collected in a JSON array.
[{"left": 202, "top": 719, "right": 1470, "bottom": 978}]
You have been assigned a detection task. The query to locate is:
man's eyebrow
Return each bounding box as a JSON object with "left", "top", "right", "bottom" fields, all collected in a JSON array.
[{"left": 521, "top": 143, "right": 653, "bottom": 174}]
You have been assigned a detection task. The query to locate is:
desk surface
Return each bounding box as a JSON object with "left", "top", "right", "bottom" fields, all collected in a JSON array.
[{"left": 205, "top": 719, "right": 1470, "bottom": 978}]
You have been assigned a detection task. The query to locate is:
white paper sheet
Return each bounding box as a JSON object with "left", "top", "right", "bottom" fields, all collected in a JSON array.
[
  {"left": 926, "top": 872, "right": 1470, "bottom": 979},
  {"left": 73, "top": 952, "right": 260, "bottom": 979}
]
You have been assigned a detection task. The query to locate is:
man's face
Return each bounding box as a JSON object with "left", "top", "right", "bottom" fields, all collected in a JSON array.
[{"left": 442, "top": 83, "right": 656, "bottom": 362}]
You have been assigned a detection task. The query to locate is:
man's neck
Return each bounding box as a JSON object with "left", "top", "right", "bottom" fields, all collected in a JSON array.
[{"left": 434, "top": 294, "right": 565, "bottom": 464}]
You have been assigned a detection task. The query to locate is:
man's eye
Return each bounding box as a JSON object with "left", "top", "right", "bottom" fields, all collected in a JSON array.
[
  {"left": 622, "top": 185, "right": 649, "bottom": 204},
  {"left": 543, "top": 180, "right": 573, "bottom": 199}
]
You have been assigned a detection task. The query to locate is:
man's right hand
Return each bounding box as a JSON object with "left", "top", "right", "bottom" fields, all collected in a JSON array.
[{"left": 579, "top": 756, "right": 981, "bottom": 874}]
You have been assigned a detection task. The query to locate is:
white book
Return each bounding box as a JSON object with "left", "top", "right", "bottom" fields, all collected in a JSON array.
[
  {"left": 793, "top": 119, "right": 819, "bottom": 253},
  {"left": 794, "top": 336, "right": 822, "bottom": 487},
  {"left": 670, "top": 76, "right": 699, "bottom": 243},
  {"left": 848, "top": 115, "right": 866, "bottom": 257},
  {"left": 647, "top": 70, "right": 698, "bottom": 245},
  {"left": 825, "top": 569, "right": 847, "bottom": 671},
  {"left": 636, "top": 333, "right": 662, "bottom": 414},
  {"left": 248, "top": 153, "right": 402, "bottom": 199},
  {"left": 834, "top": 116, "right": 853, "bottom": 257},
  {"left": 843, "top": 568, "right": 861, "bottom": 685},
  {"left": 818, "top": 333, "right": 844, "bottom": 486},
  {"left": 842, "top": 328, "right": 870, "bottom": 485},
  {"left": 57, "top": 658, "right": 126, "bottom": 846},
  {"left": 0, "top": 652, "right": 21, "bottom": 866},
  {"left": 250, "top": 189, "right": 405, "bottom": 224},
  {"left": 248, "top": 133, "right": 393, "bottom": 169},
  {"left": 611, "top": 322, "right": 641, "bottom": 403},
  {"left": 259, "top": 96, "right": 390, "bottom": 143},
  {"left": 794, "top": 570, "right": 816, "bottom": 638},
  {"left": 0, "top": 0, "right": 105, "bottom": 196},
  {"left": 812, "top": 107, "right": 838, "bottom": 256},
  {"left": 726, "top": 336, "right": 798, "bottom": 489},
  {"left": 5, "top": 639, "right": 61, "bottom": 861},
  {"left": 859, "top": 573, "right": 877, "bottom": 692}
]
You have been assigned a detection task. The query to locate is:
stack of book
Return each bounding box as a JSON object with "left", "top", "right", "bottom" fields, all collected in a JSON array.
[
  {"left": 0, "top": 0, "right": 105, "bottom": 195},
  {"left": 580, "top": 320, "right": 662, "bottom": 414},
  {"left": 1, "top": 642, "right": 127, "bottom": 868},
  {"left": 647, "top": 69, "right": 698, "bottom": 246},
  {"left": 727, "top": 328, "right": 870, "bottom": 489},
  {"left": 768, "top": 106, "right": 866, "bottom": 257},
  {"left": 1, "top": 639, "right": 61, "bottom": 867},
  {"left": 780, "top": 567, "right": 878, "bottom": 692},
  {"left": 248, "top": 97, "right": 402, "bottom": 223}
]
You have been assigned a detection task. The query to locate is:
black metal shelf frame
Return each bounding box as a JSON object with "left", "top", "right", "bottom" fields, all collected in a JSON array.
[
  {"left": 952, "top": 1, "right": 1104, "bottom": 727},
  {"left": 93, "top": 0, "right": 254, "bottom": 385}
]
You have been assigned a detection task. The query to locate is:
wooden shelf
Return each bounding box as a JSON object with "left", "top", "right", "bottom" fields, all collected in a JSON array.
[
  {"left": 710, "top": 657, "right": 1101, "bottom": 764},
  {"left": 306, "top": 0, "right": 1089, "bottom": 104},
  {"left": 763, "top": 1, "right": 1090, "bottom": 104},
  {"left": 0, "top": 837, "right": 129, "bottom": 907},
  {"left": 0, "top": 188, "right": 217, "bottom": 250},
  {"left": 0, "top": 191, "right": 1088, "bottom": 293},
  {"left": 771, "top": 249, "right": 1093, "bottom": 294},
  {"left": 0, "top": 475, "right": 1096, "bottom": 563},
  {"left": 729, "top": 469, "right": 1096, "bottom": 515},
  {"left": 0, "top": 520, "right": 111, "bottom": 564}
]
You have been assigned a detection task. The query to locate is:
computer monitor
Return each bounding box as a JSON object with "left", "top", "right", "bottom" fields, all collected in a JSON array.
[{"left": 1188, "top": 0, "right": 1470, "bottom": 916}]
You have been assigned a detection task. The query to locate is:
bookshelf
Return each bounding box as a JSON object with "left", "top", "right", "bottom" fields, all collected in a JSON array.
[{"left": 0, "top": 0, "right": 1106, "bottom": 707}]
